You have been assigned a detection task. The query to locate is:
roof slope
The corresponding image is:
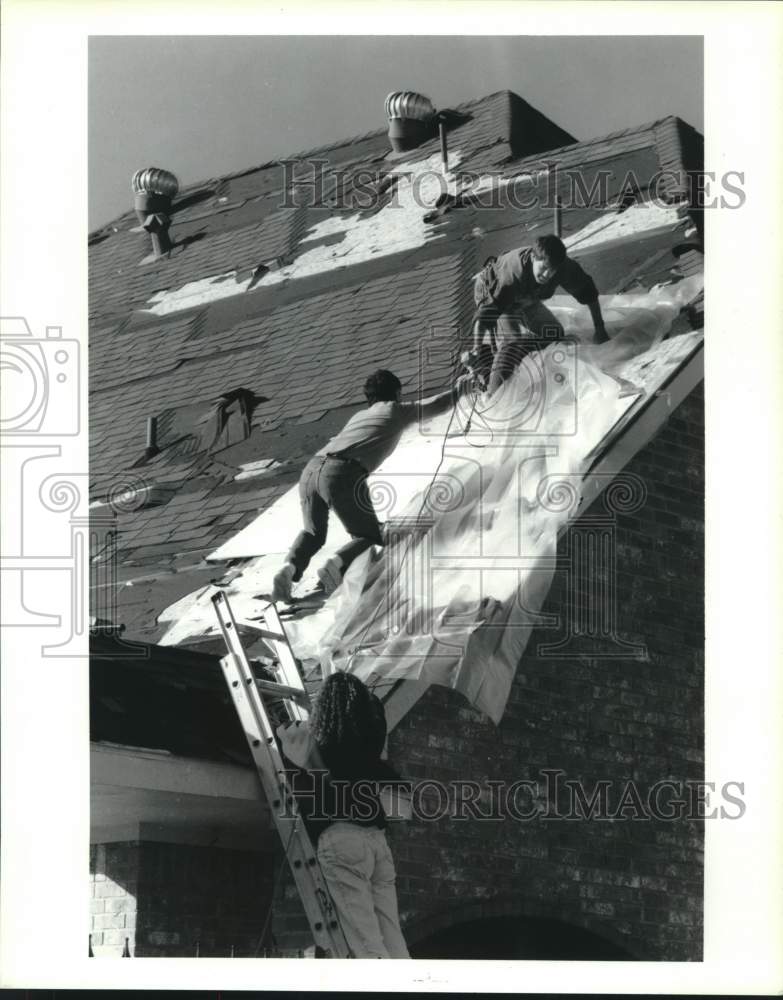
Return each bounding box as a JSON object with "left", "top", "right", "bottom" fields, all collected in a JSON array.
[{"left": 89, "top": 90, "right": 703, "bottom": 649}]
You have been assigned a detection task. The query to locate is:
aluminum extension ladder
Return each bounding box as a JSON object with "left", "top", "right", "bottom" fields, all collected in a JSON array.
[{"left": 211, "top": 587, "right": 351, "bottom": 959}]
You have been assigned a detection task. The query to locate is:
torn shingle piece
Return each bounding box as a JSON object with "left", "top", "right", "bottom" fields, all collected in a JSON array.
[{"left": 91, "top": 96, "right": 702, "bottom": 672}]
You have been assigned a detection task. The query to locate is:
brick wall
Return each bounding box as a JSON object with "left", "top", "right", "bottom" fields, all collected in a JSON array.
[
  {"left": 274, "top": 382, "right": 705, "bottom": 960},
  {"left": 90, "top": 840, "right": 282, "bottom": 957},
  {"left": 90, "top": 843, "right": 138, "bottom": 956}
]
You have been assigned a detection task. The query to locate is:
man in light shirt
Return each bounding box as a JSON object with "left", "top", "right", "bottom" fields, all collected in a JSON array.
[{"left": 271, "top": 368, "right": 471, "bottom": 603}]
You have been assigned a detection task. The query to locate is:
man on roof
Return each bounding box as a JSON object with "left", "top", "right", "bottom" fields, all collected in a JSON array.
[
  {"left": 271, "top": 368, "right": 472, "bottom": 604},
  {"left": 464, "top": 234, "right": 609, "bottom": 395}
]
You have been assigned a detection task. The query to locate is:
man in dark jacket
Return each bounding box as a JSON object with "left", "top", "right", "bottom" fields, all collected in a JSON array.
[{"left": 464, "top": 234, "right": 609, "bottom": 395}]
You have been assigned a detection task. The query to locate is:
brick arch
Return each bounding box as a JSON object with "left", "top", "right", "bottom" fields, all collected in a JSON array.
[{"left": 402, "top": 895, "right": 649, "bottom": 960}]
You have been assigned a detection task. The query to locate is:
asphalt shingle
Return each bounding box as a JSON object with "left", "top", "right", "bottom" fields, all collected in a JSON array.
[{"left": 88, "top": 91, "right": 702, "bottom": 631}]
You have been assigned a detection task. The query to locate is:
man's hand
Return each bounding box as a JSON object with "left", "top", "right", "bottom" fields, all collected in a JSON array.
[
  {"left": 456, "top": 371, "right": 479, "bottom": 394},
  {"left": 276, "top": 720, "right": 314, "bottom": 768},
  {"left": 459, "top": 351, "right": 488, "bottom": 391}
]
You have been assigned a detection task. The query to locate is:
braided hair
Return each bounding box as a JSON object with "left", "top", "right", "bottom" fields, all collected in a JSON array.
[{"left": 311, "top": 671, "right": 385, "bottom": 761}]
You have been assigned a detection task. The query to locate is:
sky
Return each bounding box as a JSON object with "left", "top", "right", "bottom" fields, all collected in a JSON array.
[
  {"left": 89, "top": 35, "right": 703, "bottom": 230},
  {"left": 5, "top": 10, "right": 783, "bottom": 991}
]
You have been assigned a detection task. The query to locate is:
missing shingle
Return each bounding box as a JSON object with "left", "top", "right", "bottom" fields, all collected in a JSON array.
[
  {"left": 234, "top": 458, "right": 284, "bottom": 482},
  {"left": 170, "top": 186, "right": 218, "bottom": 215},
  {"left": 246, "top": 263, "right": 270, "bottom": 291}
]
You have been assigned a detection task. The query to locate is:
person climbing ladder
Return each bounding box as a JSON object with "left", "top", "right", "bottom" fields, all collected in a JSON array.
[{"left": 277, "top": 671, "right": 412, "bottom": 959}]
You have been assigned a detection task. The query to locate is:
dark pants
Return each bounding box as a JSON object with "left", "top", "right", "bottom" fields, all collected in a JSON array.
[
  {"left": 483, "top": 300, "right": 565, "bottom": 396},
  {"left": 286, "top": 455, "right": 385, "bottom": 581}
]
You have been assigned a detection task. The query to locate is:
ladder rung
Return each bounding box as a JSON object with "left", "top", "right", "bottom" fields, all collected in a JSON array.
[
  {"left": 212, "top": 586, "right": 349, "bottom": 957},
  {"left": 244, "top": 624, "right": 287, "bottom": 643},
  {"left": 254, "top": 677, "right": 310, "bottom": 704}
]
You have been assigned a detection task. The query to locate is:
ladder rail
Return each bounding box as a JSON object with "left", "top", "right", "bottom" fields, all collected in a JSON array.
[
  {"left": 211, "top": 589, "right": 351, "bottom": 958},
  {"left": 260, "top": 601, "right": 310, "bottom": 723},
  {"left": 214, "top": 589, "right": 309, "bottom": 724}
]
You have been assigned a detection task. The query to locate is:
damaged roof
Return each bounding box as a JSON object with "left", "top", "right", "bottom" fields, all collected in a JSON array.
[{"left": 89, "top": 89, "right": 703, "bottom": 652}]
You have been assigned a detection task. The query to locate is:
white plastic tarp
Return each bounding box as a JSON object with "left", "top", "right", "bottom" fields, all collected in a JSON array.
[{"left": 159, "top": 279, "right": 703, "bottom": 722}]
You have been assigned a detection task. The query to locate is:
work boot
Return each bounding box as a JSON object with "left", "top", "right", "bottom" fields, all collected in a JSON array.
[
  {"left": 316, "top": 556, "right": 344, "bottom": 595},
  {"left": 271, "top": 562, "right": 296, "bottom": 604}
]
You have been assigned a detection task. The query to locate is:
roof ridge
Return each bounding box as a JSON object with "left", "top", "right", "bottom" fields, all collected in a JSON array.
[
  {"left": 219, "top": 89, "right": 515, "bottom": 173},
  {"left": 93, "top": 99, "right": 702, "bottom": 236},
  {"left": 154, "top": 90, "right": 524, "bottom": 201},
  {"left": 504, "top": 116, "right": 669, "bottom": 170}
]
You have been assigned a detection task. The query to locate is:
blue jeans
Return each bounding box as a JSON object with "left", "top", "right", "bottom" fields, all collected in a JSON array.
[
  {"left": 287, "top": 456, "right": 384, "bottom": 581},
  {"left": 317, "top": 823, "right": 409, "bottom": 959}
]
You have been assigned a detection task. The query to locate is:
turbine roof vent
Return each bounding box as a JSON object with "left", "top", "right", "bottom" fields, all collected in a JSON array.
[
  {"left": 384, "top": 91, "right": 438, "bottom": 154},
  {"left": 131, "top": 168, "right": 180, "bottom": 199},
  {"left": 384, "top": 91, "right": 436, "bottom": 123},
  {"left": 131, "top": 167, "right": 179, "bottom": 259}
]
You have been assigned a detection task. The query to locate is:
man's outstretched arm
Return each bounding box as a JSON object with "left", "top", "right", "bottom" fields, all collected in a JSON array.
[
  {"left": 587, "top": 299, "right": 609, "bottom": 344},
  {"left": 412, "top": 374, "right": 474, "bottom": 421},
  {"left": 559, "top": 257, "right": 609, "bottom": 345}
]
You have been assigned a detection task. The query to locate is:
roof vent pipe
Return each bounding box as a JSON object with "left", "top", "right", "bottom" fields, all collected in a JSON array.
[
  {"left": 438, "top": 114, "right": 449, "bottom": 171},
  {"left": 129, "top": 415, "right": 161, "bottom": 464},
  {"left": 385, "top": 92, "right": 437, "bottom": 153},
  {"left": 132, "top": 168, "right": 179, "bottom": 257},
  {"left": 145, "top": 415, "right": 159, "bottom": 457}
]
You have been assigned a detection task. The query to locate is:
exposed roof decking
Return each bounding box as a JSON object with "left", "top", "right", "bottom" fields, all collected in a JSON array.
[{"left": 88, "top": 91, "right": 703, "bottom": 665}]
